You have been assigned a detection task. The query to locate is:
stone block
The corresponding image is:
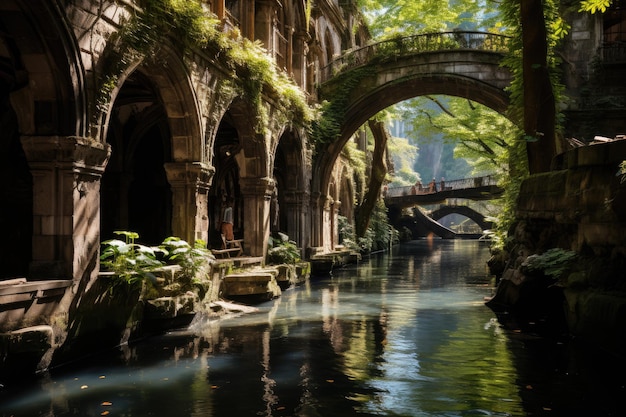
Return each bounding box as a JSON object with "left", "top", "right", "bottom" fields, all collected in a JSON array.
[{"left": 5, "top": 325, "right": 53, "bottom": 354}]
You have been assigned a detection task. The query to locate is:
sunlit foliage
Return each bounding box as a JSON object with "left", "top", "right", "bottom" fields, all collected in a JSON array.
[{"left": 357, "top": 0, "right": 503, "bottom": 36}]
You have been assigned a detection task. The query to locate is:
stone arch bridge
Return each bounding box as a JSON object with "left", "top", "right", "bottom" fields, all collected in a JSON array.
[
  {"left": 384, "top": 176, "right": 501, "bottom": 238},
  {"left": 312, "top": 31, "right": 512, "bottom": 238},
  {"left": 429, "top": 204, "right": 494, "bottom": 232}
]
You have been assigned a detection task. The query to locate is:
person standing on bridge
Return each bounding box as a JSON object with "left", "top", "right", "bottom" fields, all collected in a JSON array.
[
  {"left": 428, "top": 178, "right": 437, "bottom": 193},
  {"left": 440, "top": 177, "right": 445, "bottom": 191}
]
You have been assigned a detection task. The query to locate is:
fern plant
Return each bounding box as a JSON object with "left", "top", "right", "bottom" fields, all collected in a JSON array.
[
  {"left": 101, "top": 232, "right": 214, "bottom": 289},
  {"left": 159, "top": 237, "right": 214, "bottom": 283},
  {"left": 100, "top": 231, "right": 163, "bottom": 286},
  {"left": 267, "top": 233, "right": 301, "bottom": 265},
  {"left": 521, "top": 248, "right": 577, "bottom": 280}
]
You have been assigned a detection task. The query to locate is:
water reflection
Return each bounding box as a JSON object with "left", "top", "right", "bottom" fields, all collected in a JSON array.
[{"left": 1, "top": 240, "right": 625, "bottom": 416}]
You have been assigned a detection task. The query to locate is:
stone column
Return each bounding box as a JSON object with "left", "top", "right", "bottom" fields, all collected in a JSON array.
[
  {"left": 164, "top": 162, "right": 214, "bottom": 245},
  {"left": 332, "top": 198, "right": 340, "bottom": 250},
  {"left": 254, "top": 1, "right": 273, "bottom": 48},
  {"left": 292, "top": 30, "right": 310, "bottom": 88},
  {"left": 21, "top": 136, "right": 110, "bottom": 282},
  {"left": 285, "top": 25, "right": 294, "bottom": 76},
  {"left": 214, "top": 0, "right": 225, "bottom": 19},
  {"left": 242, "top": 1, "right": 256, "bottom": 40},
  {"left": 309, "top": 191, "right": 323, "bottom": 250},
  {"left": 282, "top": 189, "right": 309, "bottom": 250},
  {"left": 239, "top": 176, "right": 273, "bottom": 257},
  {"left": 322, "top": 195, "right": 335, "bottom": 252}
]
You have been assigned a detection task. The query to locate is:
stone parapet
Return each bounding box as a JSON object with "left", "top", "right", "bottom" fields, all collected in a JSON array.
[{"left": 517, "top": 140, "right": 626, "bottom": 251}]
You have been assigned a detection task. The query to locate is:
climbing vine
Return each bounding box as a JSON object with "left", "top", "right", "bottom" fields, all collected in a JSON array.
[
  {"left": 486, "top": 0, "right": 571, "bottom": 247},
  {"left": 311, "top": 67, "right": 374, "bottom": 155},
  {"left": 96, "top": 0, "right": 311, "bottom": 133}
]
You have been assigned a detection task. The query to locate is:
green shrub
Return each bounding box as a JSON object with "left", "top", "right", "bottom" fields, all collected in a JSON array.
[
  {"left": 159, "top": 237, "right": 214, "bottom": 284},
  {"left": 101, "top": 232, "right": 214, "bottom": 289},
  {"left": 100, "top": 231, "right": 163, "bottom": 286},
  {"left": 521, "top": 248, "right": 577, "bottom": 280},
  {"left": 267, "top": 233, "right": 301, "bottom": 265}
]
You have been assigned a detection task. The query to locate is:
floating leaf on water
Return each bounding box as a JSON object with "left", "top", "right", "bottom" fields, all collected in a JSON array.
[
  {"left": 101, "top": 402, "right": 112, "bottom": 406},
  {"left": 80, "top": 385, "right": 88, "bottom": 390}
]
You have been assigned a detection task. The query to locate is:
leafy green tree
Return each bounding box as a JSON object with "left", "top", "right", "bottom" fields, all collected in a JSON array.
[
  {"left": 354, "top": 0, "right": 608, "bottom": 244},
  {"left": 358, "top": 0, "right": 502, "bottom": 36},
  {"left": 579, "top": 0, "right": 613, "bottom": 13},
  {"left": 355, "top": 120, "right": 390, "bottom": 238},
  {"left": 387, "top": 135, "right": 419, "bottom": 186},
  {"left": 403, "top": 96, "right": 519, "bottom": 176}
]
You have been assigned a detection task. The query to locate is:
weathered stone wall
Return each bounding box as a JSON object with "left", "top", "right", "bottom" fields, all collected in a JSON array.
[
  {"left": 517, "top": 140, "right": 626, "bottom": 253},
  {"left": 489, "top": 140, "right": 626, "bottom": 357},
  {"left": 1, "top": 0, "right": 365, "bottom": 380}
]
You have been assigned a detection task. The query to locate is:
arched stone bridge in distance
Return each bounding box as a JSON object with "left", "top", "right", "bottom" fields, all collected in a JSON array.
[
  {"left": 384, "top": 175, "right": 503, "bottom": 239},
  {"left": 312, "top": 32, "right": 513, "bottom": 226},
  {"left": 429, "top": 204, "right": 494, "bottom": 232},
  {"left": 384, "top": 175, "right": 504, "bottom": 208}
]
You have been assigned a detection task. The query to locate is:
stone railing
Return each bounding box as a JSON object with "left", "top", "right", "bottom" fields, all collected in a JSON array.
[
  {"left": 321, "top": 31, "right": 510, "bottom": 82},
  {"left": 384, "top": 175, "right": 499, "bottom": 198}
]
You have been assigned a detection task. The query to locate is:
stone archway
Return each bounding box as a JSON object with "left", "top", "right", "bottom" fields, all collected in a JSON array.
[
  {"left": 209, "top": 98, "right": 270, "bottom": 257},
  {"left": 429, "top": 204, "right": 494, "bottom": 232},
  {"left": 0, "top": 1, "right": 104, "bottom": 280},
  {"left": 311, "top": 49, "right": 512, "bottom": 249},
  {"left": 208, "top": 114, "right": 242, "bottom": 250},
  {"left": 101, "top": 71, "right": 173, "bottom": 245},
  {"left": 272, "top": 128, "right": 308, "bottom": 248},
  {"left": 0, "top": 84, "right": 31, "bottom": 279},
  {"left": 99, "top": 43, "right": 208, "bottom": 247},
  {"left": 338, "top": 166, "right": 354, "bottom": 222}
]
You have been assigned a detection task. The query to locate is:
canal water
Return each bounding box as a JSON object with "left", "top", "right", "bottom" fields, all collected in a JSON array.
[{"left": 1, "top": 240, "right": 625, "bottom": 416}]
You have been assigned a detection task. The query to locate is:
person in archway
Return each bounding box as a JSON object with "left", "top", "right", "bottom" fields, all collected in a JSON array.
[
  {"left": 271, "top": 185, "right": 280, "bottom": 233},
  {"left": 221, "top": 197, "right": 235, "bottom": 245}
]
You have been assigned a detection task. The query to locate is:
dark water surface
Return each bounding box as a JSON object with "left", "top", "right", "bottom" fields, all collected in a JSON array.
[{"left": 2, "top": 240, "right": 625, "bottom": 416}]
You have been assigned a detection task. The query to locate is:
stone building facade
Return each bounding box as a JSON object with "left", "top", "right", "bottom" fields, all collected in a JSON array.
[
  {"left": 0, "top": 0, "right": 369, "bottom": 282},
  {"left": 0, "top": 0, "right": 368, "bottom": 376},
  {"left": 2, "top": 0, "right": 625, "bottom": 378}
]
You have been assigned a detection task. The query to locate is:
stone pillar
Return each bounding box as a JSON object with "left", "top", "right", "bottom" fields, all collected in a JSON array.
[
  {"left": 20, "top": 136, "right": 110, "bottom": 282},
  {"left": 239, "top": 176, "right": 273, "bottom": 258},
  {"left": 214, "top": 0, "right": 225, "bottom": 19},
  {"left": 242, "top": 1, "right": 256, "bottom": 40},
  {"left": 322, "top": 195, "right": 335, "bottom": 252},
  {"left": 255, "top": 1, "right": 273, "bottom": 48},
  {"left": 332, "top": 198, "right": 340, "bottom": 249},
  {"left": 282, "top": 189, "right": 309, "bottom": 251},
  {"left": 164, "top": 162, "right": 214, "bottom": 245},
  {"left": 292, "top": 30, "right": 309, "bottom": 88},
  {"left": 309, "top": 191, "right": 323, "bottom": 250}
]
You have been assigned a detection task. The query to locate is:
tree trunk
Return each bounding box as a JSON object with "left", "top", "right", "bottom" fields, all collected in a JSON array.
[
  {"left": 521, "top": 0, "right": 556, "bottom": 174},
  {"left": 355, "top": 120, "right": 388, "bottom": 238}
]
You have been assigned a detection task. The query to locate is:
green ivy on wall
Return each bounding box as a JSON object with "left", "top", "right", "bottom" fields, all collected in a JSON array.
[{"left": 96, "top": 0, "right": 311, "bottom": 133}]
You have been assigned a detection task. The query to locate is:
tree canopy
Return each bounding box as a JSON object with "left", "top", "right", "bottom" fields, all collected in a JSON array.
[
  {"left": 350, "top": 0, "right": 614, "bottom": 242},
  {"left": 358, "top": 0, "right": 503, "bottom": 36}
]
